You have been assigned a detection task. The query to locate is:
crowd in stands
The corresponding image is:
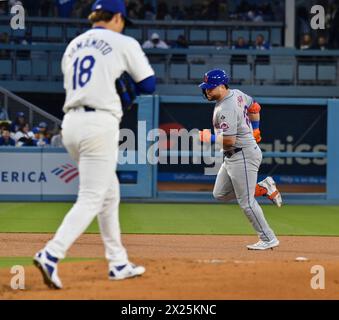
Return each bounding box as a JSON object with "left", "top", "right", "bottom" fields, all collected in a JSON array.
[
  {"left": 0, "top": 0, "right": 284, "bottom": 21},
  {"left": 0, "top": 108, "right": 63, "bottom": 147}
]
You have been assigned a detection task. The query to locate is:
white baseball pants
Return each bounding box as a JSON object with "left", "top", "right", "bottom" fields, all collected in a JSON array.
[{"left": 45, "top": 108, "right": 129, "bottom": 266}]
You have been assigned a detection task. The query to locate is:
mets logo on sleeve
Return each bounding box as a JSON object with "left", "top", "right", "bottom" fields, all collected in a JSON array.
[
  {"left": 51, "top": 164, "right": 79, "bottom": 183},
  {"left": 219, "top": 122, "right": 229, "bottom": 130}
]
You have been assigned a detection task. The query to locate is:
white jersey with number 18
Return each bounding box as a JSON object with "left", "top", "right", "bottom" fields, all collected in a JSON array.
[{"left": 62, "top": 27, "right": 154, "bottom": 120}]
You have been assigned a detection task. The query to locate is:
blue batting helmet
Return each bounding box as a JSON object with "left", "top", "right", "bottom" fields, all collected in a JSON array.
[{"left": 199, "top": 69, "right": 230, "bottom": 90}]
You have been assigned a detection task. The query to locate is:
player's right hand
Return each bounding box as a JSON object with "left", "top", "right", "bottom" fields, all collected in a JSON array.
[
  {"left": 253, "top": 128, "right": 262, "bottom": 143},
  {"left": 199, "top": 129, "right": 212, "bottom": 143}
]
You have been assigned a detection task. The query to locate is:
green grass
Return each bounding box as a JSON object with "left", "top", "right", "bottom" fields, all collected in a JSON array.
[
  {"left": 0, "top": 203, "right": 339, "bottom": 236},
  {"left": 0, "top": 257, "right": 97, "bottom": 269}
]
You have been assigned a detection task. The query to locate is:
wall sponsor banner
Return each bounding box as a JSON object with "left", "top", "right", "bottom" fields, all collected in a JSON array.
[{"left": 0, "top": 151, "right": 79, "bottom": 196}]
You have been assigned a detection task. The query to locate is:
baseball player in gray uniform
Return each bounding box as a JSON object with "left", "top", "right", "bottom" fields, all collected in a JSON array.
[
  {"left": 199, "top": 69, "right": 280, "bottom": 250},
  {"left": 33, "top": 0, "right": 156, "bottom": 289}
]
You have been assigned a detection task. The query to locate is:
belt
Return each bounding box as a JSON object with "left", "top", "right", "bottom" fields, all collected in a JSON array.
[
  {"left": 224, "top": 148, "right": 242, "bottom": 158},
  {"left": 83, "top": 106, "right": 96, "bottom": 112}
]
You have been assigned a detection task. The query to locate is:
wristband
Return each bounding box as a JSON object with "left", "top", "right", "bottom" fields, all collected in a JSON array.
[
  {"left": 251, "top": 121, "right": 260, "bottom": 130},
  {"left": 211, "top": 134, "right": 216, "bottom": 143}
]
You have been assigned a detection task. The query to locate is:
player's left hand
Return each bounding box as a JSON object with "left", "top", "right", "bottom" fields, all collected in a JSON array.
[{"left": 253, "top": 128, "right": 262, "bottom": 143}]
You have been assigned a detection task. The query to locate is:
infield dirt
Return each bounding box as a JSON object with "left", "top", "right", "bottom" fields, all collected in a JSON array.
[{"left": 0, "top": 233, "right": 339, "bottom": 299}]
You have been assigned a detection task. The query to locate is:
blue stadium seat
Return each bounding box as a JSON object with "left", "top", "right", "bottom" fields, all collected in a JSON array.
[
  {"left": 0, "top": 25, "right": 11, "bottom": 35},
  {"left": 167, "top": 29, "right": 185, "bottom": 41},
  {"left": 0, "top": 60, "right": 12, "bottom": 76},
  {"left": 151, "top": 63, "right": 165, "bottom": 79},
  {"left": 170, "top": 64, "right": 188, "bottom": 79},
  {"left": 274, "top": 64, "right": 294, "bottom": 81},
  {"left": 124, "top": 28, "right": 142, "bottom": 41},
  {"left": 32, "top": 59, "right": 48, "bottom": 77},
  {"left": 190, "top": 30, "right": 207, "bottom": 42},
  {"left": 232, "top": 30, "right": 250, "bottom": 42},
  {"left": 51, "top": 60, "right": 62, "bottom": 77},
  {"left": 32, "top": 26, "right": 47, "bottom": 39},
  {"left": 66, "top": 27, "right": 78, "bottom": 40},
  {"left": 209, "top": 30, "right": 227, "bottom": 42},
  {"left": 318, "top": 65, "right": 337, "bottom": 81},
  {"left": 48, "top": 26, "right": 63, "bottom": 40},
  {"left": 12, "top": 29, "right": 25, "bottom": 38},
  {"left": 16, "top": 60, "right": 31, "bottom": 76},
  {"left": 255, "top": 65, "right": 274, "bottom": 81},
  {"left": 270, "top": 28, "right": 282, "bottom": 46},
  {"left": 232, "top": 64, "right": 251, "bottom": 81},
  {"left": 298, "top": 65, "right": 316, "bottom": 80},
  {"left": 189, "top": 64, "right": 208, "bottom": 80}
]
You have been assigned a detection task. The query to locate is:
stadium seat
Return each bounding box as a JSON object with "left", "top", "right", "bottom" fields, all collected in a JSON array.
[
  {"left": 232, "top": 64, "right": 251, "bottom": 82},
  {"left": 274, "top": 64, "right": 294, "bottom": 81},
  {"left": 189, "top": 64, "right": 208, "bottom": 80},
  {"left": 298, "top": 65, "right": 316, "bottom": 81},
  {"left": 270, "top": 28, "right": 282, "bottom": 46},
  {"left": 124, "top": 28, "right": 142, "bottom": 41},
  {"left": 167, "top": 29, "right": 185, "bottom": 41},
  {"left": 151, "top": 63, "right": 165, "bottom": 79},
  {"left": 209, "top": 30, "right": 227, "bottom": 42},
  {"left": 255, "top": 65, "right": 274, "bottom": 81},
  {"left": 32, "top": 26, "right": 47, "bottom": 39},
  {"left": 32, "top": 59, "right": 48, "bottom": 77},
  {"left": 48, "top": 26, "right": 63, "bottom": 41},
  {"left": 16, "top": 60, "right": 31, "bottom": 76},
  {"left": 66, "top": 27, "right": 78, "bottom": 40},
  {"left": 318, "top": 65, "right": 337, "bottom": 81},
  {"left": 0, "top": 25, "right": 11, "bottom": 35},
  {"left": 170, "top": 64, "right": 188, "bottom": 79},
  {"left": 189, "top": 30, "right": 207, "bottom": 42},
  {"left": 51, "top": 60, "right": 62, "bottom": 78},
  {"left": 0, "top": 60, "right": 12, "bottom": 76},
  {"left": 232, "top": 30, "right": 250, "bottom": 42}
]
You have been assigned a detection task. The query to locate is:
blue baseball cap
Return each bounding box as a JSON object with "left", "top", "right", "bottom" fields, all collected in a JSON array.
[
  {"left": 16, "top": 112, "right": 25, "bottom": 117},
  {"left": 32, "top": 127, "right": 40, "bottom": 134},
  {"left": 38, "top": 121, "right": 48, "bottom": 129},
  {"left": 91, "top": 0, "right": 132, "bottom": 25}
]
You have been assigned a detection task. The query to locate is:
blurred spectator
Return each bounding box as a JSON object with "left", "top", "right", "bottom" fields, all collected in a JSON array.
[
  {"left": 51, "top": 125, "right": 63, "bottom": 147},
  {"left": 54, "top": 0, "right": 75, "bottom": 18},
  {"left": 232, "top": 36, "right": 250, "bottom": 49},
  {"left": 10, "top": 112, "right": 26, "bottom": 133},
  {"left": 157, "top": 1, "right": 170, "bottom": 20},
  {"left": 0, "top": 128, "right": 15, "bottom": 147},
  {"left": 254, "top": 34, "right": 270, "bottom": 50},
  {"left": 300, "top": 33, "right": 313, "bottom": 50},
  {"left": 14, "top": 123, "right": 35, "bottom": 147},
  {"left": 74, "top": 0, "right": 92, "bottom": 18},
  {"left": 313, "top": 35, "right": 328, "bottom": 50},
  {"left": 0, "top": 1, "right": 7, "bottom": 15},
  {"left": 142, "top": 33, "right": 169, "bottom": 49},
  {"left": 171, "top": 35, "right": 188, "bottom": 49},
  {"left": 33, "top": 126, "right": 50, "bottom": 146},
  {"left": 231, "top": 36, "right": 249, "bottom": 64},
  {"left": 0, "top": 106, "right": 9, "bottom": 121},
  {"left": 296, "top": 6, "right": 311, "bottom": 37},
  {"left": 38, "top": 121, "right": 52, "bottom": 144}
]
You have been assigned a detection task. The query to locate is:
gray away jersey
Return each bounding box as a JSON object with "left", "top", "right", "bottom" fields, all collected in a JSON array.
[{"left": 213, "top": 89, "right": 256, "bottom": 150}]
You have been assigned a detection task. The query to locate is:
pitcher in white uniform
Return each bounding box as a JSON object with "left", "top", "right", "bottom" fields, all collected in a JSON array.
[{"left": 34, "top": 0, "right": 156, "bottom": 289}]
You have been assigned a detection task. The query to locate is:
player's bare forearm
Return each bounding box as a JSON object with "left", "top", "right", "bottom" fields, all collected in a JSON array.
[{"left": 248, "top": 112, "right": 260, "bottom": 122}]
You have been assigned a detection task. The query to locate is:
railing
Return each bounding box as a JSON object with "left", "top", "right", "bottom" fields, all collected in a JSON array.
[{"left": 0, "top": 86, "right": 61, "bottom": 129}]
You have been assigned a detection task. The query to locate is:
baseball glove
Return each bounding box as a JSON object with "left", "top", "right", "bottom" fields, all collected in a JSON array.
[{"left": 115, "top": 72, "right": 137, "bottom": 112}]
